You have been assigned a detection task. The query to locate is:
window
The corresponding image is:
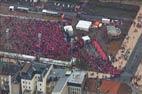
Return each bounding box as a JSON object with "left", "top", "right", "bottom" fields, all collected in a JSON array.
[
  {"left": 23, "top": 81, "right": 25, "bottom": 83},
  {"left": 71, "top": 88, "right": 80, "bottom": 94},
  {"left": 29, "top": 87, "right": 31, "bottom": 89},
  {"left": 23, "top": 85, "right": 25, "bottom": 88},
  {"left": 29, "top": 82, "right": 30, "bottom": 85},
  {"left": 40, "top": 83, "right": 42, "bottom": 86}
]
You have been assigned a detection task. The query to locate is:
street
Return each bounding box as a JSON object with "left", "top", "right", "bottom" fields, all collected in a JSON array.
[{"left": 113, "top": 34, "right": 142, "bottom": 94}]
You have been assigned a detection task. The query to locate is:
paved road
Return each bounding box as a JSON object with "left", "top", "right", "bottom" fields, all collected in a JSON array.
[
  {"left": 99, "top": 0, "right": 142, "bottom": 6},
  {"left": 113, "top": 34, "right": 142, "bottom": 94}
]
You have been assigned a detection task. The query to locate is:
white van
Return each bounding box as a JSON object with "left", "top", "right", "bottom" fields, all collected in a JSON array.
[{"left": 9, "top": 6, "right": 15, "bottom": 11}]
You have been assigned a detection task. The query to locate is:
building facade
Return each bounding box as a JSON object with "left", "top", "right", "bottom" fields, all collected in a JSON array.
[
  {"left": 0, "top": 61, "right": 21, "bottom": 94},
  {"left": 21, "top": 63, "right": 53, "bottom": 94}
]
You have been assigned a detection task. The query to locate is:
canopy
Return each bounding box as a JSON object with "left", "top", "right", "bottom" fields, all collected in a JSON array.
[
  {"left": 82, "top": 36, "right": 90, "bottom": 42},
  {"left": 76, "top": 20, "right": 92, "bottom": 31}
]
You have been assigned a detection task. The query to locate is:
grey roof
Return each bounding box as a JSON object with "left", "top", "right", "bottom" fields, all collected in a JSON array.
[
  {"left": 0, "top": 61, "right": 21, "bottom": 76},
  {"left": 67, "top": 71, "right": 86, "bottom": 84},
  {"left": 21, "top": 62, "right": 51, "bottom": 80},
  {"left": 36, "top": 91, "right": 44, "bottom": 94},
  {"left": 52, "top": 77, "right": 68, "bottom": 93},
  {"left": 21, "top": 63, "right": 32, "bottom": 73},
  {"left": 48, "top": 68, "right": 66, "bottom": 79}
]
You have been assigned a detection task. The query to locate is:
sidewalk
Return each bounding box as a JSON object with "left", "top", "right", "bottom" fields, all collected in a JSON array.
[
  {"left": 112, "top": 7, "right": 142, "bottom": 70},
  {"left": 132, "top": 61, "right": 142, "bottom": 90}
]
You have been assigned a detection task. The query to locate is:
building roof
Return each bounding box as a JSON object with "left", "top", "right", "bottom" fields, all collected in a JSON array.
[
  {"left": 85, "top": 78, "right": 132, "bottom": 94},
  {"left": 37, "top": 91, "right": 44, "bottom": 94},
  {"left": 85, "top": 78, "right": 97, "bottom": 92},
  {"left": 100, "top": 80, "right": 121, "bottom": 94},
  {"left": 21, "top": 63, "right": 32, "bottom": 73},
  {"left": 0, "top": 61, "right": 21, "bottom": 76},
  {"left": 20, "top": 62, "right": 51, "bottom": 80},
  {"left": 117, "top": 83, "right": 132, "bottom": 94},
  {"left": 67, "top": 71, "right": 86, "bottom": 85},
  {"left": 52, "top": 77, "right": 68, "bottom": 93},
  {"left": 47, "top": 68, "right": 66, "bottom": 81}
]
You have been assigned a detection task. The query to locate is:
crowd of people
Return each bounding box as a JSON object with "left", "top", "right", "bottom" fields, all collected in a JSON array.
[
  {"left": 0, "top": 16, "right": 71, "bottom": 60},
  {"left": 79, "top": 41, "right": 121, "bottom": 75},
  {"left": 0, "top": 15, "right": 121, "bottom": 75}
]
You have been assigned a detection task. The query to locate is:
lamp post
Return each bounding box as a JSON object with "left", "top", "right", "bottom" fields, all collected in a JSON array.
[{"left": 35, "top": 32, "right": 42, "bottom": 62}]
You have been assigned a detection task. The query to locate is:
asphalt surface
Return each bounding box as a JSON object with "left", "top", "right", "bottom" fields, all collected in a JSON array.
[{"left": 112, "top": 34, "right": 142, "bottom": 94}]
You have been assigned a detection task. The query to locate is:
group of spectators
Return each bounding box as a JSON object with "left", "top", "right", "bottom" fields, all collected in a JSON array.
[
  {"left": 0, "top": 16, "right": 72, "bottom": 60},
  {"left": 0, "top": 15, "right": 121, "bottom": 75}
]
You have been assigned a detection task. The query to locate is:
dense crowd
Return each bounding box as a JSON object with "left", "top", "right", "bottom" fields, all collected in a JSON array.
[
  {"left": 80, "top": 40, "right": 121, "bottom": 75},
  {"left": 0, "top": 16, "right": 121, "bottom": 75},
  {"left": 0, "top": 16, "right": 71, "bottom": 60}
]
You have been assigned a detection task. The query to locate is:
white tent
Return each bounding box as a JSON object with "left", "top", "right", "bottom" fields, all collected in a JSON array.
[
  {"left": 76, "top": 20, "right": 92, "bottom": 31},
  {"left": 82, "top": 36, "right": 90, "bottom": 42},
  {"left": 64, "top": 25, "right": 73, "bottom": 36}
]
